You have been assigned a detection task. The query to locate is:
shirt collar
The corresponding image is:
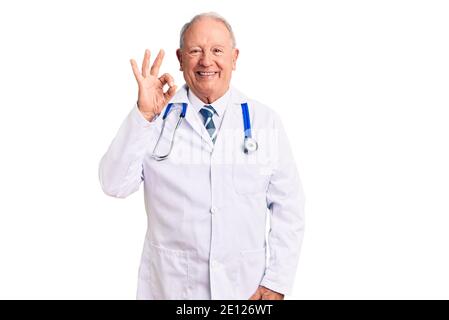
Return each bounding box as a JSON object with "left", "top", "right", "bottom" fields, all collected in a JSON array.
[{"left": 187, "top": 87, "right": 231, "bottom": 117}]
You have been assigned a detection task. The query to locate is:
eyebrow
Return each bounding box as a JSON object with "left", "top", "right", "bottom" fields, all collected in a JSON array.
[{"left": 186, "top": 44, "right": 227, "bottom": 49}]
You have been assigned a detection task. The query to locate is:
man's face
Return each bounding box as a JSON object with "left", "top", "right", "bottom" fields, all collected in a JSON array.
[{"left": 177, "top": 17, "right": 239, "bottom": 102}]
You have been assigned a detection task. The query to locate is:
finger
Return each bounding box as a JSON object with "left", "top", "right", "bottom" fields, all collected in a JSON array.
[
  {"left": 261, "top": 292, "right": 273, "bottom": 300},
  {"left": 159, "top": 73, "right": 175, "bottom": 87},
  {"left": 262, "top": 292, "right": 282, "bottom": 300},
  {"left": 249, "top": 289, "right": 262, "bottom": 300},
  {"left": 130, "top": 59, "right": 143, "bottom": 82},
  {"left": 150, "top": 49, "right": 165, "bottom": 76},
  {"left": 164, "top": 85, "right": 177, "bottom": 101},
  {"left": 160, "top": 73, "right": 176, "bottom": 101},
  {"left": 142, "top": 49, "right": 151, "bottom": 77}
]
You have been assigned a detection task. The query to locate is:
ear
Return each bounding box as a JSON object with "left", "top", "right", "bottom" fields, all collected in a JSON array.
[
  {"left": 232, "top": 48, "right": 239, "bottom": 70},
  {"left": 176, "top": 49, "right": 183, "bottom": 71}
]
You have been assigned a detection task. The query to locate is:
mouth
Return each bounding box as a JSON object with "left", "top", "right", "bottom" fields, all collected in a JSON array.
[{"left": 195, "top": 71, "right": 219, "bottom": 79}]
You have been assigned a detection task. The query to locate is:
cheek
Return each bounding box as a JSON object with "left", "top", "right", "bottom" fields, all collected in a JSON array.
[
  {"left": 183, "top": 57, "right": 197, "bottom": 71},
  {"left": 220, "top": 62, "right": 234, "bottom": 75}
]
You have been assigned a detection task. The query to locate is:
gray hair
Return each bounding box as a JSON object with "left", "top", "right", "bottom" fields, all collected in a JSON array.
[{"left": 179, "top": 12, "right": 236, "bottom": 48}]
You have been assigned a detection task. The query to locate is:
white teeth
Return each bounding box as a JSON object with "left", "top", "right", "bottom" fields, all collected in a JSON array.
[{"left": 198, "top": 72, "right": 216, "bottom": 76}]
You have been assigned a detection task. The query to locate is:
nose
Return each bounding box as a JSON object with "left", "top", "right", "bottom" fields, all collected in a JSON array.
[{"left": 199, "top": 51, "right": 213, "bottom": 67}]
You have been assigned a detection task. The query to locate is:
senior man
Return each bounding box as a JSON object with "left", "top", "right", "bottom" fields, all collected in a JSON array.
[{"left": 99, "top": 12, "right": 305, "bottom": 300}]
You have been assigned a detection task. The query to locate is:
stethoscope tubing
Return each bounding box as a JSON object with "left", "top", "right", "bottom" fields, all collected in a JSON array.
[{"left": 152, "top": 102, "right": 256, "bottom": 160}]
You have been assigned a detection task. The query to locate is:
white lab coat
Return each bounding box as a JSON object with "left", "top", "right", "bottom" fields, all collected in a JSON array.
[{"left": 99, "top": 85, "right": 305, "bottom": 300}]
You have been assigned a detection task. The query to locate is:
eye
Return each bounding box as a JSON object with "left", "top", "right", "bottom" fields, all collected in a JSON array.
[
  {"left": 213, "top": 48, "right": 224, "bottom": 55},
  {"left": 189, "top": 48, "right": 202, "bottom": 55}
]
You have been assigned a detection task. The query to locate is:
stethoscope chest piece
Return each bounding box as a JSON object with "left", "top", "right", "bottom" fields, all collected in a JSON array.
[
  {"left": 240, "top": 102, "right": 258, "bottom": 155},
  {"left": 244, "top": 137, "right": 258, "bottom": 154}
]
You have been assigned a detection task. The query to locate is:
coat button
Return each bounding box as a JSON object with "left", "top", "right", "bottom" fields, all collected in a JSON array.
[{"left": 210, "top": 206, "right": 217, "bottom": 215}]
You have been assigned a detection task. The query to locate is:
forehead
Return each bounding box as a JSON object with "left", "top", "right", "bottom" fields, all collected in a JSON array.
[{"left": 183, "top": 17, "right": 232, "bottom": 47}]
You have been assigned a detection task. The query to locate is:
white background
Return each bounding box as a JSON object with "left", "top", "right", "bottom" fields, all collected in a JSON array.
[{"left": 0, "top": 0, "right": 448, "bottom": 299}]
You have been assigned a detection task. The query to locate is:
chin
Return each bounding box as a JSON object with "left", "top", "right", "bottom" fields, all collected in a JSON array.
[{"left": 195, "top": 83, "right": 218, "bottom": 95}]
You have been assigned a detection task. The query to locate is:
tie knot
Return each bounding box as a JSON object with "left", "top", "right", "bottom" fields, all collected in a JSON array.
[{"left": 199, "top": 105, "right": 216, "bottom": 118}]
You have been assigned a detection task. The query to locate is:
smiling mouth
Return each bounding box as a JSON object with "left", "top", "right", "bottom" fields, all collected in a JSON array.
[{"left": 196, "top": 71, "right": 219, "bottom": 77}]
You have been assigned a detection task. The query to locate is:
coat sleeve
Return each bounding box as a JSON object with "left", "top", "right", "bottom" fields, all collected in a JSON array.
[
  {"left": 260, "top": 111, "right": 306, "bottom": 296},
  {"left": 99, "top": 104, "right": 157, "bottom": 198}
]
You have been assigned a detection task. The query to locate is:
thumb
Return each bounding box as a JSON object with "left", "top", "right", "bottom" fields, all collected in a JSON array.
[{"left": 164, "top": 85, "right": 177, "bottom": 101}]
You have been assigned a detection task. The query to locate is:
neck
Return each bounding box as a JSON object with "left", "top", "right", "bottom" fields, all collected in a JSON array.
[{"left": 191, "top": 86, "right": 229, "bottom": 105}]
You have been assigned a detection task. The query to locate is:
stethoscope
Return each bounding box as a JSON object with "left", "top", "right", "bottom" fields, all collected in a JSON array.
[{"left": 151, "top": 102, "right": 258, "bottom": 161}]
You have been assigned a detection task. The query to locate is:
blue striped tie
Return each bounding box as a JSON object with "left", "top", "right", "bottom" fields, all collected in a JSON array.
[{"left": 199, "top": 105, "right": 217, "bottom": 143}]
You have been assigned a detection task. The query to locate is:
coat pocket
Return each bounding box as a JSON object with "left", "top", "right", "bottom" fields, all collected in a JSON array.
[
  {"left": 239, "top": 247, "right": 267, "bottom": 299},
  {"left": 148, "top": 243, "right": 190, "bottom": 300},
  {"left": 232, "top": 159, "right": 271, "bottom": 195}
]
